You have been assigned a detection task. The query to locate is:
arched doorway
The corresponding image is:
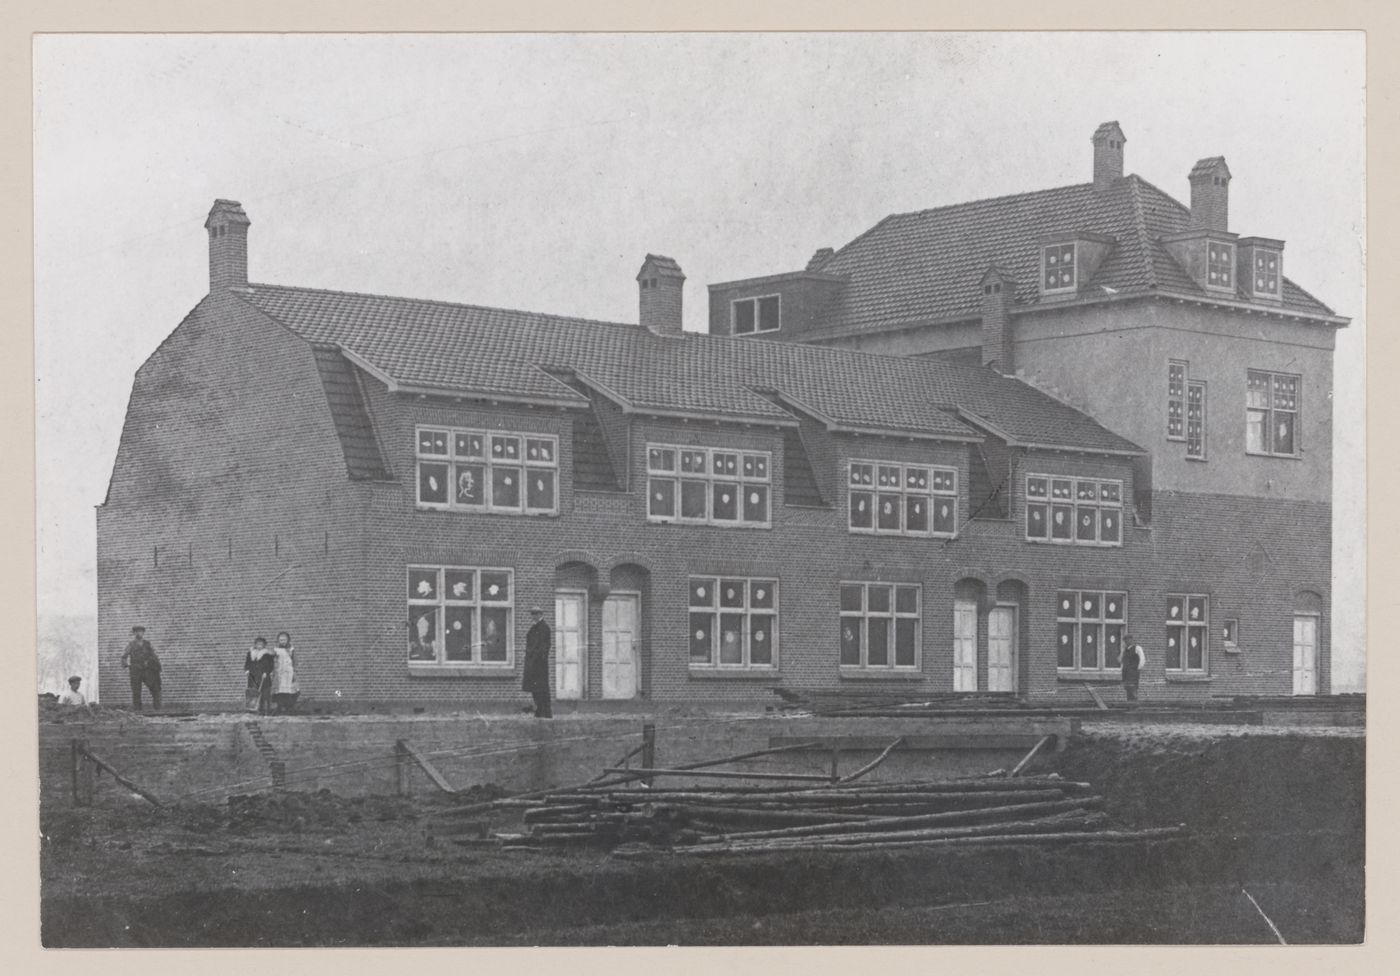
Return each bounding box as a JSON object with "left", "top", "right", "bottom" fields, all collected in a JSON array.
[
  {"left": 952, "top": 578, "right": 987, "bottom": 691},
  {"left": 601, "top": 562, "right": 651, "bottom": 700},
  {"left": 553, "top": 559, "right": 599, "bottom": 701},
  {"left": 1293, "top": 590, "right": 1323, "bottom": 696},
  {"left": 990, "top": 579, "right": 1028, "bottom": 694}
]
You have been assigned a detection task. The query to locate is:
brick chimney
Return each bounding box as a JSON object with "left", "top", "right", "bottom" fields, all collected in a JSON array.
[
  {"left": 204, "top": 199, "right": 250, "bottom": 291},
  {"left": 637, "top": 254, "right": 685, "bottom": 336},
  {"left": 1188, "top": 157, "right": 1231, "bottom": 232},
  {"left": 979, "top": 266, "right": 1017, "bottom": 373},
  {"left": 1091, "top": 122, "right": 1126, "bottom": 192},
  {"left": 806, "top": 247, "right": 835, "bottom": 271}
]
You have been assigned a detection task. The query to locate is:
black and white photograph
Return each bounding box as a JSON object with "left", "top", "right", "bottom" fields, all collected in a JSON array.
[{"left": 33, "top": 30, "right": 1366, "bottom": 948}]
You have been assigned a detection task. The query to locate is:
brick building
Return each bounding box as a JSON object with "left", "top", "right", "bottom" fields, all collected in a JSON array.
[{"left": 97, "top": 122, "right": 1346, "bottom": 708}]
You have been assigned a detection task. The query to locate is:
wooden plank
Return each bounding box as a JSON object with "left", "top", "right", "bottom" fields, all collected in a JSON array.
[
  {"left": 397, "top": 739, "right": 456, "bottom": 794},
  {"left": 837, "top": 737, "right": 904, "bottom": 784},
  {"left": 1009, "top": 735, "right": 1054, "bottom": 777},
  {"left": 604, "top": 766, "right": 833, "bottom": 782},
  {"left": 79, "top": 747, "right": 163, "bottom": 807},
  {"left": 1082, "top": 682, "right": 1109, "bottom": 711},
  {"left": 769, "top": 734, "right": 1053, "bottom": 751}
]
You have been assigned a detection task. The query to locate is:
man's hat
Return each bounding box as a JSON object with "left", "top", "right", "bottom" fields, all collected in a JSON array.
[
  {"left": 67, "top": 675, "right": 81, "bottom": 685},
  {"left": 530, "top": 606, "right": 545, "bottom": 614},
  {"left": 131, "top": 625, "right": 146, "bottom": 633}
]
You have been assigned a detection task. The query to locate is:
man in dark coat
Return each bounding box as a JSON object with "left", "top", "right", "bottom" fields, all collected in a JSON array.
[
  {"left": 521, "top": 606, "right": 553, "bottom": 718},
  {"left": 120, "top": 625, "right": 162, "bottom": 712},
  {"left": 1121, "top": 633, "right": 1146, "bottom": 703}
]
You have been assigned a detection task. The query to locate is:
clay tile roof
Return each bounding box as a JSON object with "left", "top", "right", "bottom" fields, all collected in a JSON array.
[
  {"left": 234, "top": 284, "right": 1143, "bottom": 455},
  {"left": 802, "top": 175, "right": 1337, "bottom": 337},
  {"left": 638, "top": 254, "right": 685, "bottom": 278},
  {"left": 1189, "top": 156, "right": 1231, "bottom": 180}
]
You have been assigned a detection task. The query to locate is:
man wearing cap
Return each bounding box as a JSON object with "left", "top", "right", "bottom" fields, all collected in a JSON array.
[
  {"left": 120, "top": 625, "right": 162, "bottom": 712},
  {"left": 521, "top": 606, "right": 553, "bottom": 718},
  {"left": 58, "top": 675, "right": 87, "bottom": 706},
  {"left": 1121, "top": 633, "right": 1147, "bottom": 703}
]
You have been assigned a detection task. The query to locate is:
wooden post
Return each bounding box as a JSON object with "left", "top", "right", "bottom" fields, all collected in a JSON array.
[
  {"left": 395, "top": 740, "right": 411, "bottom": 797},
  {"left": 72, "top": 738, "right": 93, "bottom": 807},
  {"left": 641, "top": 723, "right": 656, "bottom": 788}
]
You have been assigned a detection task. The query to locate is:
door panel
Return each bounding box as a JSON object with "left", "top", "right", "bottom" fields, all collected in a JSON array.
[
  {"left": 953, "top": 599, "right": 978, "bottom": 692},
  {"left": 1293, "top": 615, "right": 1318, "bottom": 696},
  {"left": 602, "top": 594, "right": 639, "bottom": 700},
  {"left": 988, "top": 606, "right": 1016, "bottom": 693},
  {"left": 554, "top": 592, "right": 585, "bottom": 700}
]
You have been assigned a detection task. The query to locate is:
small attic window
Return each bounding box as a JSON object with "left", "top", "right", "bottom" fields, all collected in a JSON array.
[
  {"left": 1042, "top": 243, "right": 1077, "bottom": 294},
  {"left": 733, "top": 295, "right": 781, "bottom": 335},
  {"left": 1252, "top": 250, "right": 1281, "bottom": 297},
  {"left": 1207, "top": 241, "right": 1234, "bottom": 289}
]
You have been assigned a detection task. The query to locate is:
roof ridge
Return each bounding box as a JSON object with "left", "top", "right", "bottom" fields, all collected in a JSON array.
[
  {"left": 1126, "top": 175, "right": 1161, "bottom": 290},
  {"left": 246, "top": 281, "right": 637, "bottom": 332},
  {"left": 882, "top": 181, "right": 1095, "bottom": 224}
]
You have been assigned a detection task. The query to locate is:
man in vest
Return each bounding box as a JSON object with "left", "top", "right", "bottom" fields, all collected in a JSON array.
[
  {"left": 120, "top": 625, "right": 162, "bottom": 712},
  {"left": 521, "top": 606, "right": 553, "bottom": 718},
  {"left": 1121, "top": 633, "right": 1147, "bottom": 703}
]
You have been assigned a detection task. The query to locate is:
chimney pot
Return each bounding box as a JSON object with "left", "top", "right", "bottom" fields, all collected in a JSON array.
[
  {"left": 1188, "top": 157, "right": 1231, "bottom": 232},
  {"left": 979, "top": 266, "right": 1017, "bottom": 372},
  {"left": 204, "top": 199, "right": 250, "bottom": 291},
  {"left": 1091, "top": 122, "right": 1126, "bottom": 191},
  {"left": 637, "top": 254, "right": 685, "bottom": 335}
]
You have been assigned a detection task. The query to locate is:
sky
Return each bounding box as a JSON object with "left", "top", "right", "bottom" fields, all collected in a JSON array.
[{"left": 33, "top": 32, "right": 1366, "bottom": 690}]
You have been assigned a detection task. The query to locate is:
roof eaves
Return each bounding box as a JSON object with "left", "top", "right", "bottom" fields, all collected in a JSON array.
[
  {"left": 392, "top": 381, "right": 593, "bottom": 411},
  {"left": 574, "top": 369, "right": 799, "bottom": 429},
  {"left": 763, "top": 389, "right": 982, "bottom": 444},
  {"left": 1153, "top": 288, "right": 1349, "bottom": 325},
  {"left": 955, "top": 407, "right": 1145, "bottom": 457}
]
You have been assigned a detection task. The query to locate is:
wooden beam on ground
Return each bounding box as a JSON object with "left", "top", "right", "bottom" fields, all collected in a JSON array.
[
  {"left": 1082, "top": 683, "right": 1109, "bottom": 710},
  {"left": 604, "top": 766, "right": 834, "bottom": 783},
  {"left": 1009, "top": 735, "right": 1054, "bottom": 777},
  {"left": 78, "top": 747, "right": 163, "bottom": 807},
  {"left": 837, "top": 737, "right": 904, "bottom": 784},
  {"left": 769, "top": 734, "right": 1054, "bottom": 751},
  {"left": 396, "top": 739, "right": 456, "bottom": 794}
]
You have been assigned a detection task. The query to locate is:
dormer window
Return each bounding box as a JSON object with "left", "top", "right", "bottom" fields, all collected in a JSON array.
[
  {"left": 1207, "top": 241, "right": 1234, "bottom": 289},
  {"left": 1252, "top": 250, "right": 1281, "bottom": 298},
  {"left": 1042, "top": 243, "right": 1077, "bottom": 293},
  {"left": 733, "top": 295, "right": 780, "bottom": 335}
]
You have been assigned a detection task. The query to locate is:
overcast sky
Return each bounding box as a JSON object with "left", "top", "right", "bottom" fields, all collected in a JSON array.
[{"left": 33, "top": 32, "right": 1365, "bottom": 689}]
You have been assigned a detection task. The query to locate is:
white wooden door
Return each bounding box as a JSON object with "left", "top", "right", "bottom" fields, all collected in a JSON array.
[
  {"left": 554, "top": 592, "right": 586, "bottom": 701},
  {"left": 953, "top": 599, "right": 978, "bottom": 692},
  {"left": 1293, "top": 615, "right": 1318, "bottom": 696},
  {"left": 987, "top": 606, "right": 1016, "bottom": 693},
  {"left": 602, "top": 593, "right": 639, "bottom": 700}
]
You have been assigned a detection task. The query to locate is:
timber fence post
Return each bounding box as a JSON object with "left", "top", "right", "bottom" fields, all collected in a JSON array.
[{"left": 641, "top": 723, "right": 656, "bottom": 788}]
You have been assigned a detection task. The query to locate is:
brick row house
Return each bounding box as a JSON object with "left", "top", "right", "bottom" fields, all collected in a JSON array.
[{"left": 97, "top": 122, "right": 1347, "bottom": 708}]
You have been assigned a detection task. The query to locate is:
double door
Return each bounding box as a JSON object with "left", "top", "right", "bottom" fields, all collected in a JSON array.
[
  {"left": 554, "top": 590, "right": 640, "bottom": 700},
  {"left": 953, "top": 601, "right": 1017, "bottom": 693}
]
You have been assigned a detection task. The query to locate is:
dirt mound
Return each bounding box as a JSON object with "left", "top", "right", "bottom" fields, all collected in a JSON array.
[
  {"left": 1048, "top": 728, "right": 1364, "bottom": 835},
  {"left": 225, "top": 789, "right": 419, "bottom": 833},
  {"left": 38, "top": 697, "right": 146, "bottom": 725}
]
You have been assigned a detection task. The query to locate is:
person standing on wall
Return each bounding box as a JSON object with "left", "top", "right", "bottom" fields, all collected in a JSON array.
[
  {"left": 271, "top": 631, "right": 300, "bottom": 714},
  {"left": 244, "top": 636, "right": 275, "bottom": 714},
  {"left": 521, "top": 606, "right": 553, "bottom": 718},
  {"left": 1121, "top": 633, "right": 1147, "bottom": 703},
  {"left": 120, "top": 625, "right": 162, "bottom": 712}
]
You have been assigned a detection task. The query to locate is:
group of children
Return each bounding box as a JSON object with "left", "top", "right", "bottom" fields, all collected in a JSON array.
[{"left": 242, "top": 632, "right": 300, "bottom": 715}]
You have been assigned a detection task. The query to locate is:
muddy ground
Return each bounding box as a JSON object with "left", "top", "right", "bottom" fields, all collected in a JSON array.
[{"left": 40, "top": 722, "right": 1364, "bottom": 946}]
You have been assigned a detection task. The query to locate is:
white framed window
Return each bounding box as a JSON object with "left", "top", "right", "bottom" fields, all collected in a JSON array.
[
  {"left": 1221, "top": 617, "right": 1239, "bottom": 651},
  {"left": 416, "top": 426, "right": 558, "bottom": 515},
  {"left": 1246, "top": 370, "right": 1300, "bottom": 457},
  {"left": 688, "top": 576, "right": 778, "bottom": 669},
  {"left": 1167, "top": 361, "right": 1187, "bottom": 441},
  {"left": 1166, "top": 594, "right": 1209, "bottom": 673},
  {"left": 646, "top": 445, "right": 771, "bottom": 527},
  {"left": 1186, "top": 380, "right": 1207, "bottom": 460},
  {"left": 1024, "top": 475, "right": 1122, "bottom": 546},
  {"left": 849, "top": 461, "right": 957, "bottom": 537},
  {"left": 1207, "top": 241, "right": 1235, "bottom": 289},
  {"left": 406, "top": 566, "right": 513, "bottom": 667},
  {"left": 1056, "top": 590, "right": 1126, "bottom": 673},
  {"left": 732, "top": 295, "right": 781, "bottom": 335},
  {"left": 1251, "top": 249, "right": 1281, "bottom": 297},
  {"left": 1042, "top": 242, "right": 1077, "bottom": 293},
  {"left": 840, "top": 582, "right": 921, "bottom": 670}
]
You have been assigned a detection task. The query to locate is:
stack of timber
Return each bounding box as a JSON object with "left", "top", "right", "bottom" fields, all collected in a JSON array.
[
  {"left": 771, "top": 687, "right": 1026, "bottom": 716},
  {"left": 479, "top": 775, "right": 1182, "bottom": 857}
]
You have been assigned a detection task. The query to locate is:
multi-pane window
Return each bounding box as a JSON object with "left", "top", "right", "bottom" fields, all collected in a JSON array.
[
  {"left": 1056, "top": 590, "right": 1126, "bottom": 672},
  {"left": 1167, "top": 361, "right": 1187, "bottom": 440},
  {"left": 406, "top": 566, "right": 513, "bottom": 666},
  {"left": 646, "top": 445, "right": 771, "bottom": 526},
  {"left": 1186, "top": 381, "right": 1207, "bottom": 460},
  {"left": 839, "top": 582, "right": 921, "bottom": 670},
  {"left": 1207, "top": 241, "right": 1234, "bottom": 289},
  {"left": 1025, "top": 475, "right": 1122, "bottom": 546},
  {"left": 416, "top": 427, "right": 558, "bottom": 514},
  {"left": 688, "top": 576, "right": 777, "bottom": 669},
  {"left": 1246, "top": 370, "right": 1300, "bottom": 457},
  {"left": 732, "top": 295, "right": 781, "bottom": 335},
  {"left": 1166, "top": 595, "right": 1209, "bottom": 673},
  {"left": 1252, "top": 250, "right": 1281, "bottom": 297},
  {"left": 1042, "top": 243, "right": 1077, "bottom": 292},
  {"left": 849, "top": 462, "right": 957, "bottom": 537}
]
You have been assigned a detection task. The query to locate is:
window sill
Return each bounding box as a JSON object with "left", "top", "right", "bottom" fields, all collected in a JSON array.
[
  {"left": 1222, "top": 645, "right": 1241, "bottom": 655},
  {"left": 414, "top": 506, "right": 561, "bottom": 518},
  {"left": 1185, "top": 456, "right": 1209, "bottom": 463},
  {"left": 1165, "top": 673, "right": 1213, "bottom": 683},
  {"left": 1057, "top": 671, "right": 1123, "bottom": 683},
  {"left": 1244, "top": 451, "right": 1301, "bottom": 461},
  {"left": 648, "top": 519, "right": 773, "bottom": 531},
  {"left": 1025, "top": 539, "right": 1124, "bottom": 548},
  {"left": 688, "top": 667, "right": 780, "bottom": 680},
  {"left": 839, "top": 669, "right": 926, "bottom": 681},
  {"left": 407, "top": 664, "right": 516, "bottom": 678}
]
